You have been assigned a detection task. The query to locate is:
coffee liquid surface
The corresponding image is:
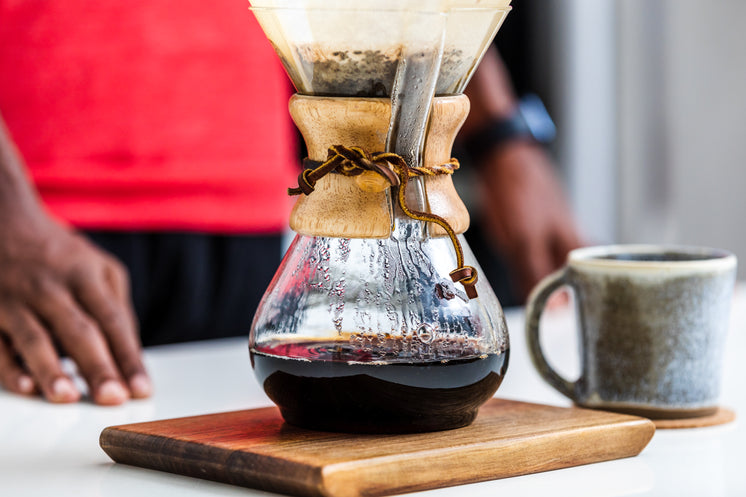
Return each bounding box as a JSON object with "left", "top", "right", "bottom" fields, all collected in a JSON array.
[
  {"left": 251, "top": 338, "right": 508, "bottom": 433},
  {"left": 596, "top": 253, "right": 716, "bottom": 262}
]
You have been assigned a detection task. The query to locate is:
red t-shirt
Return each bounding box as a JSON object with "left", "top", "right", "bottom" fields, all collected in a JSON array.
[{"left": 0, "top": 0, "right": 298, "bottom": 234}]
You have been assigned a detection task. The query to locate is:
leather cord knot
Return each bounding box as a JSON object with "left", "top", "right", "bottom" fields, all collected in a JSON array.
[
  {"left": 288, "top": 145, "right": 401, "bottom": 196},
  {"left": 449, "top": 266, "right": 478, "bottom": 299},
  {"left": 295, "top": 168, "right": 317, "bottom": 195},
  {"left": 289, "top": 145, "right": 478, "bottom": 299}
]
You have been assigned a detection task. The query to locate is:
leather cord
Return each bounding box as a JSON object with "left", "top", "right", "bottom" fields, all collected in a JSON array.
[{"left": 288, "top": 145, "right": 478, "bottom": 299}]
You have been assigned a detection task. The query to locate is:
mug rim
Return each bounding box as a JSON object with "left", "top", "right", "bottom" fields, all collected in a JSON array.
[{"left": 568, "top": 244, "right": 737, "bottom": 272}]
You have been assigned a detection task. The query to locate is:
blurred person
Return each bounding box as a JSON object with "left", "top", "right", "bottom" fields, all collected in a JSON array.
[
  {"left": 462, "top": 46, "right": 581, "bottom": 305},
  {"left": 0, "top": 1, "right": 580, "bottom": 406},
  {"left": 0, "top": 1, "right": 296, "bottom": 406}
]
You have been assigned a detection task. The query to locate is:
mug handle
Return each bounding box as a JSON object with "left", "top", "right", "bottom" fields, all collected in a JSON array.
[{"left": 525, "top": 268, "right": 578, "bottom": 401}]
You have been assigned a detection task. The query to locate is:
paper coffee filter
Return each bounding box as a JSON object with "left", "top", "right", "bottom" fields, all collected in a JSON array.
[
  {"left": 250, "top": 0, "right": 511, "bottom": 9},
  {"left": 438, "top": 5, "right": 511, "bottom": 93},
  {"left": 249, "top": 1, "right": 511, "bottom": 10},
  {"left": 248, "top": 0, "right": 512, "bottom": 95}
]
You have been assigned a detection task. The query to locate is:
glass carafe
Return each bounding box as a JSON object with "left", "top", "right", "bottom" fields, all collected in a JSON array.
[{"left": 247, "top": 0, "right": 512, "bottom": 433}]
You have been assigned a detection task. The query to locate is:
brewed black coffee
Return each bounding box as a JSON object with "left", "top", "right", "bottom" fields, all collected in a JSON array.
[
  {"left": 251, "top": 338, "right": 508, "bottom": 433},
  {"left": 594, "top": 252, "right": 724, "bottom": 262}
]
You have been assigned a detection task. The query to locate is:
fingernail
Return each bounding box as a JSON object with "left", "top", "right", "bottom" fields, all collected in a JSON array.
[
  {"left": 51, "top": 377, "right": 79, "bottom": 403},
  {"left": 129, "top": 374, "right": 153, "bottom": 399},
  {"left": 96, "top": 380, "right": 129, "bottom": 406},
  {"left": 18, "top": 375, "right": 34, "bottom": 394}
]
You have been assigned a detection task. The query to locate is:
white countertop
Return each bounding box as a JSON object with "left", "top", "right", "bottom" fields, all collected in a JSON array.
[{"left": 2, "top": 286, "right": 745, "bottom": 497}]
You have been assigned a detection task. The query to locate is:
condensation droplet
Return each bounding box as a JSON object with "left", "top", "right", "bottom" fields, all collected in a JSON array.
[{"left": 416, "top": 323, "right": 434, "bottom": 344}]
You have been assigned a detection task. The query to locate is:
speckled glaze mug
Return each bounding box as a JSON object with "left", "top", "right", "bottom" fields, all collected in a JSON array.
[{"left": 526, "top": 245, "right": 737, "bottom": 419}]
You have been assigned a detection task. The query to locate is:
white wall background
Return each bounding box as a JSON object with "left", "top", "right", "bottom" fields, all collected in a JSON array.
[
  {"left": 619, "top": 0, "right": 746, "bottom": 279},
  {"left": 537, "top": 0, "right": 746, "bottom": 277}
]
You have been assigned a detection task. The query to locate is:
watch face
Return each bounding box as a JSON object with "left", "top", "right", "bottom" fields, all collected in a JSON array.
[{"left": 518, "top": 94, "right": 556, "bottom": 144}]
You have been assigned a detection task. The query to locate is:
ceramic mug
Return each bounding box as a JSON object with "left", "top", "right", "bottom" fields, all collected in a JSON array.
[{"left": 526, "top": 245, "right": 737, "bottom": 418}]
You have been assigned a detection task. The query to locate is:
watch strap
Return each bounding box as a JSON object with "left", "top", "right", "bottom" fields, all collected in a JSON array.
[{"left": 464, "top": 94, "right": 555, "bottom": 165}]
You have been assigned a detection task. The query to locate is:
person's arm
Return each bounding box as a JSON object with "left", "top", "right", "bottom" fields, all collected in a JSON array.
[
  {"left": 0, "top": 115, "right": 151, "bottom": 404},
  {"left": 462, "top": 47, "right": 583, "bottom": 301}
]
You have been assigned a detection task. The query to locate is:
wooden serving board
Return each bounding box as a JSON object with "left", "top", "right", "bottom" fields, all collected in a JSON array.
[{"left": 100, "top": 398, "right": 655, "bottom": 497}]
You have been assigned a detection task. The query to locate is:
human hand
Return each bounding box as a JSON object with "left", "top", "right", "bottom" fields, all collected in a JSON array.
[
  {"left": 0, "top": 212, "right": 151, "bottom": 405},
  {"left": 477, "top": 141, "right": 583, "bottom": 302}
]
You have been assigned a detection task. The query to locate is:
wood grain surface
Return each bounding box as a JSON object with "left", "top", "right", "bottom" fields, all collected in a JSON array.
[
  {"left": 653, "top": 406, "right": 736, "bottom": 429},
  {"left": 100, "top": 398, "right": 655, "bottom": 497},
  {"left": 288, "top": 95, "right": 470, "bottom": 238}
]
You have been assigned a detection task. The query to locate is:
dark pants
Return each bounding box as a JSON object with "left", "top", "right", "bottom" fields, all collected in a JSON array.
[{"left": 85, "top": 232, "right": 282, "bottom": 347}]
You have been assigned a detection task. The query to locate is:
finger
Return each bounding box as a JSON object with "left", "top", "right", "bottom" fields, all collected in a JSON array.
[
  {"left": 546, "top": 288, "right": 571, "bottom": 310},
  {"left": 73, "top": 269, "right": 151, "bottom": 399},
  {"left": 34, "top": 286, "right": 130, "bottom": 406},
  {"left": 0, "top": 308, "right": 80, "bottom": 402},
  {"left": 103, "top": 261, "right": 141, "bottom": 348},
  {"left": 0, "top": 335, "right": 35, "bottom": 395},
  {"left": 104, "top": 258, "right": 131, "bottom": 303}
]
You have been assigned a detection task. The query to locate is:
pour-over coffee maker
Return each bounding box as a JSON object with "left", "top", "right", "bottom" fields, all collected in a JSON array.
[{"left": 247, "top": 0, "right": 512, "bottom": 433}]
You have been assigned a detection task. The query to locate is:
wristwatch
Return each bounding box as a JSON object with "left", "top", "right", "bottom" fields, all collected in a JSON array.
[{"left": 464, "top": 93, "right": 556, "bottom": 164}]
